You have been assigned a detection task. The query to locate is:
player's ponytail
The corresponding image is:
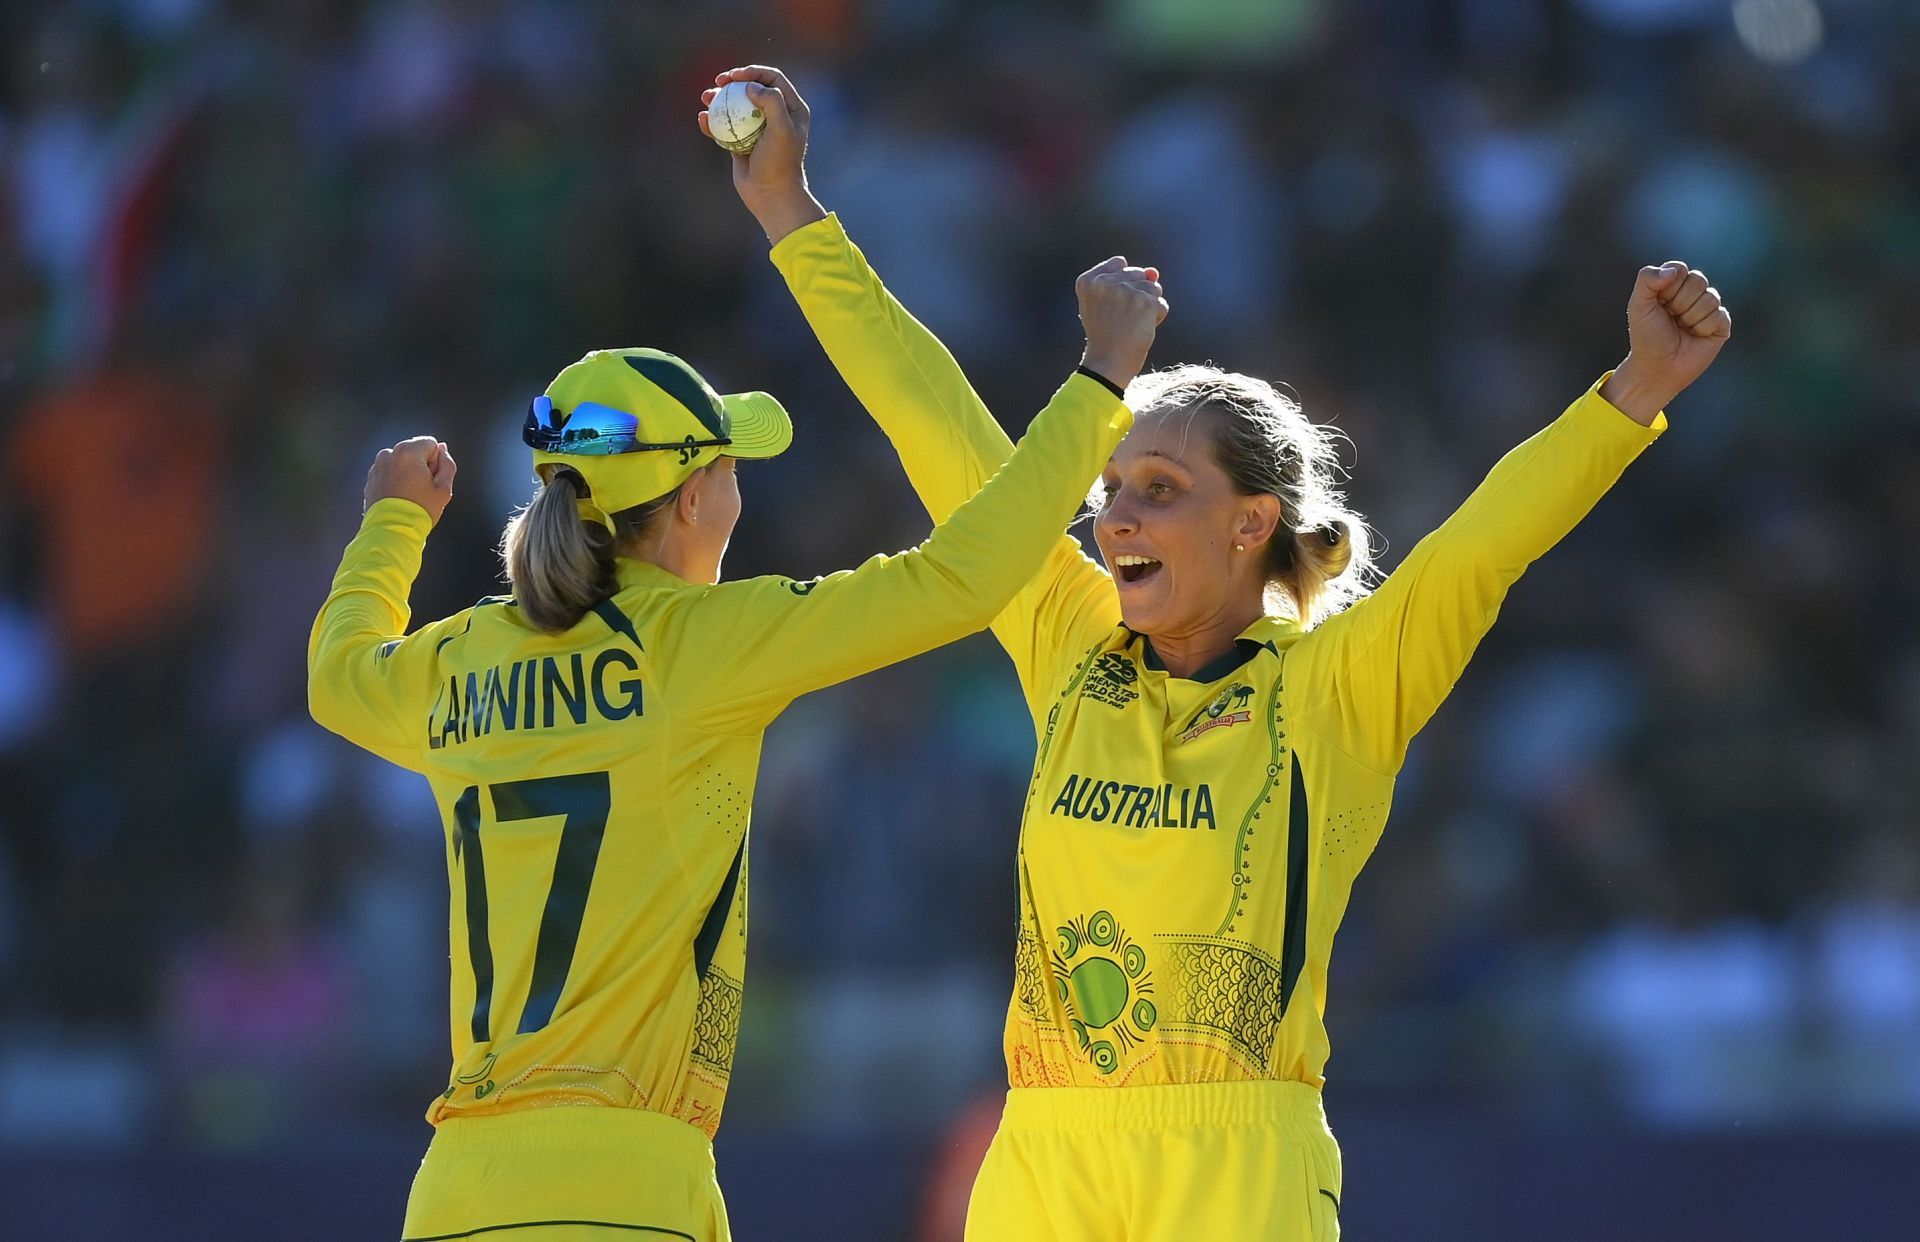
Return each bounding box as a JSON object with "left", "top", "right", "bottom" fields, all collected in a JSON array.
[
  {"left": 1121, "top": 365, "right": 1377, "bottom": 627},
  {"left": 500, "top": 468, "right": 678, "bottom": 634},
  {"left": 1274, "top": 518, "right": 1360, "bottom": 629}
]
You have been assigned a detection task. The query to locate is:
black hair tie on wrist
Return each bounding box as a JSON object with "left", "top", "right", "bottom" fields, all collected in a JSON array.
[{"left": 1075, "top": 365, "right": 1127, "bottom": 400}]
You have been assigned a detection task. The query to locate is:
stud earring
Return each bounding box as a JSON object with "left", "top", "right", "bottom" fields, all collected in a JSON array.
[{"left": 1234, "top": 543, "right": 1245, "bottom": 551}]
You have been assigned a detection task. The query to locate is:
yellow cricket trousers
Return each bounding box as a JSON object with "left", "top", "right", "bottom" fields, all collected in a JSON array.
[
  {"left": 965, "top": 1080, "right": 1341, "bottom": 1241},
  {"left": 401, "top": 1106, "right": 730, "bottom": 1241}
]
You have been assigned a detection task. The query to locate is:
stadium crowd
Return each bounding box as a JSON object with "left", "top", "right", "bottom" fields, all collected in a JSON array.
[{"left": 1, "top": 0, "right": 1917, "bottom": 1158}]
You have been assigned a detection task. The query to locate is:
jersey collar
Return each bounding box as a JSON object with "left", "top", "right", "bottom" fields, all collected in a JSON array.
[
  {"left": 1126, "top": 614, "right": 1301, "bottom": 682},
  {"left": 612, "top": 556, "right": 694, "bottom": 592}
]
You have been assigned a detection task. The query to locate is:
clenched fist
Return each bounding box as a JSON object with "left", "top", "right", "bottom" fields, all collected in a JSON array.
[
  {"left": 365, "top": 436, "right": 457, "bottom": 524},
  {"left": 1078, "top": 258, "right": 1170, "bottom": 393},
  {"left": 1601, "top": 262, "right": 1733, "bottom": 425}
]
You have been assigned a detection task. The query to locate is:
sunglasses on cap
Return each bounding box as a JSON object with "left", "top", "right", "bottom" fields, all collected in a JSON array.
[{"left": 522, "top": 394, "right": 733, "bottom": 460}]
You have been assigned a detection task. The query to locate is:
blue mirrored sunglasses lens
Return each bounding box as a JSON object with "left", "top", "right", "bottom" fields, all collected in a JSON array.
[{"left": 523, "top": 397, "right": 644, "bottom": 454}]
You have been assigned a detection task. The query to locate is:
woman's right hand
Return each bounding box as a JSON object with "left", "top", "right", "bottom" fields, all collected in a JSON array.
[
  {"left": 701, "top": 65, "right": 827, "bottom": 245},
  {"left": 1078, "top": 259, "right": 1169, "bottom": 392},
  {"left": 365, "top": 436, "right": 456, "bottom": 524}
]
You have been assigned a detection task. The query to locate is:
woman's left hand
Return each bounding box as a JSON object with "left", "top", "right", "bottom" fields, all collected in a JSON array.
[
  {"left": 1601, "top": 262, "right": 1733, "bottom": 425},
  {"left": 365, "top": 436, "right": 457, "bottom": 524}
]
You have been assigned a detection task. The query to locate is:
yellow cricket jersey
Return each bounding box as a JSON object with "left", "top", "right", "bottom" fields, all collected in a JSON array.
[
  {"left": 308, "top": 369, "right": 1131, "bottom": 1137},
  {"left": 774, "top": 214, "right": 1664, "bottom": 1092}
]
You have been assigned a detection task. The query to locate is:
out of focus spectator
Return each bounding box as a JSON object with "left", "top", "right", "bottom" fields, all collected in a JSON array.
[
  {"left": 1812, "top": 827, "right": 1920, "bottom": 1119},
  {"left": 8, "top": 365, "right": 217, "bottom": 661},
  {"left": 158, "top": 858, "right": 354, "bottom": 1147}
]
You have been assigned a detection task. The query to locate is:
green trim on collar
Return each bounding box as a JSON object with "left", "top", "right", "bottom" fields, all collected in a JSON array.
[{"left": 1132, "top": 632, "right": 1274, "bottom": 682}]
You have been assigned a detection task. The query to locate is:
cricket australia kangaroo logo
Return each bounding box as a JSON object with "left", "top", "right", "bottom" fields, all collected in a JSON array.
[
  {"left": 1080, "top": 651, "right": 1140, "bottom": 709},
  {"left": 1052, "top": 910, "right": 1156, "bottom": 1074},
  {"left": 1178, "top": 682, "right": 1256, "bottom": 743}
]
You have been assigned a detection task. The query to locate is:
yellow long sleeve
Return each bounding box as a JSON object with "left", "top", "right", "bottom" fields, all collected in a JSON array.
[
  {"left": 664, "top": 371, "right": 1132, "bottom": 731},
  {"left": 307, "top": 498, "right": 452, "bottom": 771},
  {"left": 773, "top": 213, "right": 1122, "bottom": 727},
  {"left": 1291, "top": 378, "right": 1666, "bottom": 774}
]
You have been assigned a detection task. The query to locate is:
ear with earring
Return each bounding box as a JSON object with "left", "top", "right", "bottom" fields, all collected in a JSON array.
[{"left": 1234, "top": 543, "right": 1245, "bottom": 551}]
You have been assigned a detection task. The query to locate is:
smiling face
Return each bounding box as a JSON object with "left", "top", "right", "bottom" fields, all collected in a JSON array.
[{"left": 1093, "top": 408, "right": 1282, "bottom": 642}]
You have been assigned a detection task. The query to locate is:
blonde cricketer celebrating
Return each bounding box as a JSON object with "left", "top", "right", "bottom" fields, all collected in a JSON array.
[
  {"left": 711, "top": 65, "right": 1733, "bottom": 1241},
  {"left": 308, "top": 260, "right": 1168, "bottom": 1237}
]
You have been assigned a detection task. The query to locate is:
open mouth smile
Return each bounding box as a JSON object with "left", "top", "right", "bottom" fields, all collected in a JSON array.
[{"left": 1112, "top": 554, "right": 1163, "bottom": 586}]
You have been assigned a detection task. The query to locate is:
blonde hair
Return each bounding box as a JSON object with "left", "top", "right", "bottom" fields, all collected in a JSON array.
[
  {"left": 1120, "top": 364, "right": 1376, "bottom": 627},
  {"left": 499, "top": 467, "right": 678, "bottom": 633}
]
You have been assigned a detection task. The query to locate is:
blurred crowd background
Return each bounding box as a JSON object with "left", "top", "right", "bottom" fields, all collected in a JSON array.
[{"left": 2, "top": 0, "right": 1918, "bottom": 1237}]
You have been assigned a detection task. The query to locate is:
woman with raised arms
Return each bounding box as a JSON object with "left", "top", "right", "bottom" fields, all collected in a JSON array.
[
  {"left": 307, "top": 250, "right": 1166, "bottom": 1235},
  {"left": 708, "top": 65, "right": 1732, "bottom": 1240}
]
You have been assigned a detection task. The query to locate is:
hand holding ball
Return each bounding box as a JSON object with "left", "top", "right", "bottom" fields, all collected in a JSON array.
[
  {"left": 703, "top": 66, "right": 823, "bottom": 243},
  {"left": 707, "top": 81, "right": 766, "bottom": 154}
]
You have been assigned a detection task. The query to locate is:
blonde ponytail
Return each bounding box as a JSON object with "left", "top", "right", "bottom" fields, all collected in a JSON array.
[
  {"left": 1275, "top": 517, "right": 1365, "bottom": 628},
  {"left": 499, "top": 468, "right": 616, "bottom": 633}
]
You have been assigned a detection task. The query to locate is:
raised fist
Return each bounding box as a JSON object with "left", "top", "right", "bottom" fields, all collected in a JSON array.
[
  {"left": 365, "top": 436, "right": 456, "bottom": 524},
  {"left": 1602, "top": 262, "right": 1733, "bottom": 423},
  {"left": 1077, "top": 258, "right": 1170, "bottom": 393}
]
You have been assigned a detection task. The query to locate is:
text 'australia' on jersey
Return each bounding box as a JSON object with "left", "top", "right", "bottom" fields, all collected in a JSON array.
[
  {"left": 997, "top": 383, "right": 1662, "bottom": 1091},
  {"left": 773, "top": 212, "right": 1665, "bottom": 1093},
  {"left": 1010, "top": 623, "right": 1357, "bottom": 1089}
]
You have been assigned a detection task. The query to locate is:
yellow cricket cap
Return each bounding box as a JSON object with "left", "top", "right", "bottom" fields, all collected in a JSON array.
[{"left": 525, "top": 347, "right": 793, "bottom": 513}]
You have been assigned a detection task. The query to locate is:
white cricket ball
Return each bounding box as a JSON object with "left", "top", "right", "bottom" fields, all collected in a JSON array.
[{"left": 708, "top": 81, "right": 767, "bottom": 154}]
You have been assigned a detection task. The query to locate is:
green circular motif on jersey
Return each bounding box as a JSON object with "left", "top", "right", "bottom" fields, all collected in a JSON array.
[
  {"left": 1050, "top": 910, "right": 1156, "bottom": 1077},
  {"left": 1069, "top": 956, "right": 1131, "bottom": 1029}
]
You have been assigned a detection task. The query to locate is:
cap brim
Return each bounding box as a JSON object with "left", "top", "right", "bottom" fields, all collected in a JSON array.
[{"left": 720, "top": 391, "right": 792, "bottom": 460}]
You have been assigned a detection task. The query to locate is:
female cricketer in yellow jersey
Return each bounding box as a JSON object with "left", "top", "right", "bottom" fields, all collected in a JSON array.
[
  {"left": 308, "top": 264, "right": 1169, "bottom": 1236},
  {"left": 711, "top": 65, "right": 1735, "bottom": 1242}
]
